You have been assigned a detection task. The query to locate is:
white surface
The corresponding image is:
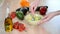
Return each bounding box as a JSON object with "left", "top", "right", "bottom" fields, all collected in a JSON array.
[
  {"left": 0, "top": 0, "right": 60, "bottom": 34},
  {"left": 0, "top": 0, "right": 4, "bottom": 7},
  {"left": 42, "top": 0, "right": 60, "bottom": 34}
]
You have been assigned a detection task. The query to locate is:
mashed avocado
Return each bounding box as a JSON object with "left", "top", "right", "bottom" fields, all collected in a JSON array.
[{"left": 25, "top": 14, "right": 43, "bottom": 25}]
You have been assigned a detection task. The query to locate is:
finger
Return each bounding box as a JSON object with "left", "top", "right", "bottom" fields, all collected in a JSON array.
[
  {"left": 37, "top": 15, "right": 49, "bottom": 25},
  {"left": 34, "top": 0, "right": 40, "bottom": 11},
  {"left": 37, "top": 20, "right": 44, "bottom": 25},
  {"left": 34, "top": 5, "right": 37, "bottom": 11},
  {"left": 42, "top": 15, "right": 49, "bottom": 20},
  {"left": 29, "top": 6, "right": 35, "bottom": 15},
  {"left": 30, "top": 2, "right": 35, "bottom": 12},
  {"left": 42, "top": 16, "right": 51, "bottom": 22},
  {"left": 30, "top": 0, "right": 40, "bottom": 11},
  {"left": 37, "top": 16, "right": 49, "bottom": 25}
]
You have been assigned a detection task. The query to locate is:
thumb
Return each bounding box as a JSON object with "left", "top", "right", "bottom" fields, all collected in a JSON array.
[
  {"left": 37, "top": 20, "right": 44, "bottom": 25},
  {"left": 42, "top": 15, "right": 48, "bottom": 20}
]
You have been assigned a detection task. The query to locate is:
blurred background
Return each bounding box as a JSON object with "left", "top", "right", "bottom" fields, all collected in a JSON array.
[{"left": 0, "top": 0, "right": 60, "bottom": 34}]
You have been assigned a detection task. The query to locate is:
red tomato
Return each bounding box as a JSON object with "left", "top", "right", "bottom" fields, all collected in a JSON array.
[
  {"left": 13, "top": 22, "right": 26, "bottom": 32},
  {"left": 18, "top": 23, "right": 25, "bottom": 32},
  {"left": 13, "top": 22, "right": 19, "bottom": 29},
  {"left": 10, "top": 12, "right": 16, "bottom": 19}
]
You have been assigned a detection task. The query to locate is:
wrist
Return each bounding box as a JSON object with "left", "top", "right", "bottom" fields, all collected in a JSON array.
[{"left": 54, "top": 10, "right": 60, "bottom": 16}]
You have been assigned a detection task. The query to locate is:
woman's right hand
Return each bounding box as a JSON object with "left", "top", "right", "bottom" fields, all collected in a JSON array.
[{"left": 30, "top": 0, "right": 40, "bottom": 15}]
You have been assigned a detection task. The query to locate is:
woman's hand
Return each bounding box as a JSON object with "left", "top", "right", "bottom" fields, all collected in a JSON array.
[
  {"left": 30, "top": 0, "right": 40, "bottom": 15},
  {"left": 41, "top": 12, "right": 56, "bottom": 22},
  {"left": 38, "top": 12, "right": 57, "bottom": 25},
  {"left": 38, "top": 10, "right": 60, "bottom": 25}
]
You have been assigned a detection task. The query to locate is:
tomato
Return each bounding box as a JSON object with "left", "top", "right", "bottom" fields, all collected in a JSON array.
[
  {"left": 13, "top": 22, "right": 26, "bottom": 32},
  {"left": 10, "top": 12, "right": 16, "bottom": 19},
  {"left": 13, "top": 22, "right": 19, "bottom": 29},
  {"left": 18, "top": 23, "right": 25, "bottom": 32}
]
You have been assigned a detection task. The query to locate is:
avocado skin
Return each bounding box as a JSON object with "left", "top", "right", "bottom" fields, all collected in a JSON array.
[{"left": 16, "top": 11, "right": 24, "bottom": 20}]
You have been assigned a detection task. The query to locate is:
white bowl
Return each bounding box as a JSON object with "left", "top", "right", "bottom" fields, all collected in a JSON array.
[{"left": 25, "top": 13, "right": 43, "bottom": 25}]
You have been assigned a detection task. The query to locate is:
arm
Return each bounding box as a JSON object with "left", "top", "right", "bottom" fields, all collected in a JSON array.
[
  {"left": 54, "top": 10, "right": 60, "bottom": 16},
  {"left": 38, "top": 10, "right": 60, "bottom": 24}
]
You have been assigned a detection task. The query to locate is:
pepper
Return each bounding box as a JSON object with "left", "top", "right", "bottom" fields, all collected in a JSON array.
[
  {"left": 4, "top": 17, "right": 13, "bottom": 32},
  {"left": 20, "top": 0, "right": 30, "bottom": 7},
  {"left": 39, "top": 6, "right": 48, "bottom": 15},
  {"left": 16, "top": 11, "right": 24, "bottom": 20}
]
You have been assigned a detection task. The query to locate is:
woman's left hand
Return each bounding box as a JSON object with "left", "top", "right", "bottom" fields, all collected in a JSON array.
[{"left": 38, "top": 12, "right": 56, "bottom": 25}]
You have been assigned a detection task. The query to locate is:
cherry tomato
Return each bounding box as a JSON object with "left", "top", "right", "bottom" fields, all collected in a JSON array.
[
  {"left": 13, "top": 22, "right": 19, "bottom": 29},
  {"left": 18, "top": 23, "right": 25, "bottom": 32},
  {"left": 10, "top": 12, "right": 16, "bottom": 19},
  {"left": 13, "top": 22, "right": 26, "bottom": 32}
]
